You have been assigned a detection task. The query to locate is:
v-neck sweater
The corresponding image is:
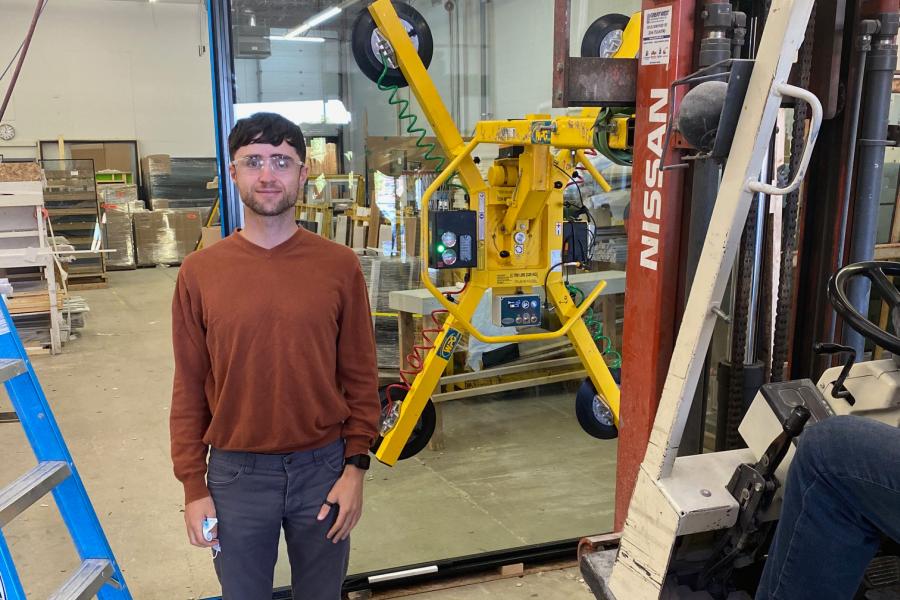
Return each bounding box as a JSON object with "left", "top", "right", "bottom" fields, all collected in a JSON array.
[{"left": 170, "top": 228, "right": 380, "bottom": 503}]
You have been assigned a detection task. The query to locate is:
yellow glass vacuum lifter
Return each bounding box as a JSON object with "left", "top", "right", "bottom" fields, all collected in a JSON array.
[{"left": 369, "top": 0, "right": 621, "bottom": 465}]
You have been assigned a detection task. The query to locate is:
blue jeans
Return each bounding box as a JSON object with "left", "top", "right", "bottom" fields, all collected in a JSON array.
[
  {"left": 756, "top": 415, "right": 900, "bottom": 599},
  {"left": 208, "top": 438, "right": 349, "bottom": 600}
]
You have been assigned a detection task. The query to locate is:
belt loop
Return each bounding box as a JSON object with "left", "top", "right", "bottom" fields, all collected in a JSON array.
[
  {"left": 243, "top": 452, "right": 256, "bottom": 474},
  {"left": 313, "top": 447, "right": 323, "bottom": 466}
]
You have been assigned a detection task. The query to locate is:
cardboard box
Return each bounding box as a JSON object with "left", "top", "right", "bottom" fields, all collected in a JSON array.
[
  {"left": 133, "top": 209, "right": 204, "bottom": 266},
  {"left": 200, "top": 226, "right": 222, "bottom": 248}
]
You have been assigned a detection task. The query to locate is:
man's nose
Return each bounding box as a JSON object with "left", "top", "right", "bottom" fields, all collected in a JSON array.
[{"left": 257, "top": 160, "right": 276, "bottom": 180}]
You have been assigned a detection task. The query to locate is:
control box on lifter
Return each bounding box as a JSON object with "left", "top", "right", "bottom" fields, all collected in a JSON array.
[
  {"left": 492, "top": 294, "right": 542, "bottom": 327},
  {"left": 429, "top": 210, "right": 477, "bottom": 269}
]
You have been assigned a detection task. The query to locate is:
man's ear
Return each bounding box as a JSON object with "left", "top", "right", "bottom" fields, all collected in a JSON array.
[
  {"left": 229, "top": 161, "right": 237, "bottom": 183},
  {"left": 298, "top": 163, "right": 310, "bottom": 187}
]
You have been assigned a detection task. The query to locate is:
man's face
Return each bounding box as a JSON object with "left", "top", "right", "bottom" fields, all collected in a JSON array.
[{"left": 230, "top": 141, "right": 308, "bottom": 217}]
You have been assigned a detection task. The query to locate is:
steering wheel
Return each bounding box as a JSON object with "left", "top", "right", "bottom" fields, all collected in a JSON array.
[{"left": 827, "top": 260, "right": 900, "bottom": 355}]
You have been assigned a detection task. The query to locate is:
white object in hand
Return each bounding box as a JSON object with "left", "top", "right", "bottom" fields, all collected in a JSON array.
[{"left": 202, "top": 517, "right": 221, "bottom": 553}]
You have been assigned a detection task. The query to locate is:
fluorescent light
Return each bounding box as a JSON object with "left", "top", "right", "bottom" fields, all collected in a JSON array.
[
  {"left": 234, "top": 100, "right": 352, "bottom": 126},
  {"left": 285, "top": 6, "right": 342, "bottom": 38},
  {"left": 268, "top": 35, "right": 326, "bottom": 43},
  {"left": 268, "top": 36, "right": 325, "bottom": 43}
]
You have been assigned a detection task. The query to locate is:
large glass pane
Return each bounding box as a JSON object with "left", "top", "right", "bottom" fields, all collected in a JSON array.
[{"left": 225, "top": 0, "right": 639, "bottom": 586}]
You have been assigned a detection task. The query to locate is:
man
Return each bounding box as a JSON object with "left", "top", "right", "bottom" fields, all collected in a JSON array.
[
  {"left": 170, "top": 112, "right": 381, "bottom": 599},
  {"left": 756, "top": 415, "right": 900, "bottom": 599}
]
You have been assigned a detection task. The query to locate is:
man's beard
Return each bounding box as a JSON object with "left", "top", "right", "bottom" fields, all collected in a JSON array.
[{"left": 242, "top": 186, "right": 298, "bottom": 217}]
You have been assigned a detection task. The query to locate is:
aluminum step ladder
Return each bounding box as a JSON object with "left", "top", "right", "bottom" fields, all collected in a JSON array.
[{"left": 0, "top": 297, "right": 130, "bottom": 600}]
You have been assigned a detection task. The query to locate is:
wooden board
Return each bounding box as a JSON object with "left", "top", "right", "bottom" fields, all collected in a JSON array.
[
  {"left": 67, "top": 275, "right": 108, "bottom": 290},
  {"left": 7, "top": 291, "right": 65, "bottom": 315},
  {"left": 0, "top": 163, "right": 41, "bottom": 182}
]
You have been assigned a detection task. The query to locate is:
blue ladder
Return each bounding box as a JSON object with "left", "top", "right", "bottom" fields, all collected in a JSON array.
[{"left": 0, "top": 297, "right": 130, "bottom": 599}]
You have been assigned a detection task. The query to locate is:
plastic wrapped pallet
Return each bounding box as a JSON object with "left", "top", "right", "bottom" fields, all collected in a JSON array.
[
  {"left": 98, "top": 184, "right": 142, "bottom": 269},
  {"left": 133, "top": 208, "right": 205, "bottom": 266},
  {"left": 356, "top": 255, "right": 439, "bottom": 370},
  {"left": 141, "top": 154, "right": 217, "bottom": 210},
  {"left": 97, "top": 183, "right": 141, "bottom": 207}
]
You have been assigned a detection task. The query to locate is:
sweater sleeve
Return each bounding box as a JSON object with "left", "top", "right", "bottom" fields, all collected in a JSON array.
[
  {"left": 337, "top": 262, "right": 381, "bottom": 457},
  {"left": 170, "top": 264, "right": 213, "bottom": 504}
]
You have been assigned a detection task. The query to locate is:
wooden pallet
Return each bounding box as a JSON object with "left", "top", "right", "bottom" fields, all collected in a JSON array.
[{"left": 67, "top": 275, "right": 108, "bottom": 290}]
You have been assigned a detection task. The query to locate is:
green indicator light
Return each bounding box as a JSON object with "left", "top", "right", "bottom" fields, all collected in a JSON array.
[{"left": 437, "top": 244, "right": 445, "bottom": 252}]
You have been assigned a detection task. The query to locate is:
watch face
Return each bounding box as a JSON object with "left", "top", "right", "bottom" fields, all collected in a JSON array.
[{"left": 0, "top": 124, "right": 14, "bottom": 141}]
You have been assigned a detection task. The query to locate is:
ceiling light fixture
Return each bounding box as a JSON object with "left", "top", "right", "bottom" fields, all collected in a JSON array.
[
  {"left": 268, "top": 35, "right": 326, "bottom": 43},
  {"left": 284, "top": 5, "right": 342, "bottom": 38}
]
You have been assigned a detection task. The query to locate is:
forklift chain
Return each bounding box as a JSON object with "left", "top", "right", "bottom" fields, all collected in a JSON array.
[
  {"left": 726, "top": 195, "right": 761, "bottom": 449},
  {"left": 771, "top": 3, "right": 816, "bottom": 382}
]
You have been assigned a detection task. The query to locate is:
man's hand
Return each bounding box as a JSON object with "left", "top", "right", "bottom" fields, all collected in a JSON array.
[
  {"left": 317, "top": 465, "right": 365, "bottom": 543},
  {"left": 184, "top": 495, "right": 218, "bottom": 548}
]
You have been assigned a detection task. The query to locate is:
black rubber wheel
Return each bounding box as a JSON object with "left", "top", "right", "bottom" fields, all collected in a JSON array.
[
  {"left": 575, "top": 370, "right": 620, "bottom": 440},
  {"left": 580, "top": 13, "right": 630, "bottom": 58},
  {"left": 351, "top": 2, "right": 434, "bottom": 88},
  {"left": 370, "top": 385, "right": 436, "bottom": 460}
]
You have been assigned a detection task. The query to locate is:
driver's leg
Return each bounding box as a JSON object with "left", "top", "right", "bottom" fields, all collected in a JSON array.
[{"left": 756, "top": 416, "right": 900, "bottom": 599}]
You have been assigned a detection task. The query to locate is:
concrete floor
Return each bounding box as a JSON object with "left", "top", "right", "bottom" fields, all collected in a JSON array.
[{"left": 0, "top": 268, "right": 615, "bottom": 599}]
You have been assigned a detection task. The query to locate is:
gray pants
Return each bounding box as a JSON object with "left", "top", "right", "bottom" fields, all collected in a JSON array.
[{"left": 208, "top": 439, "right": 349, "bottom": 600}]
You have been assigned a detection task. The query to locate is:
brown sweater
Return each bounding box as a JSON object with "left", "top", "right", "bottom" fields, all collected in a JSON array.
[{"left": 170, "top": 228, "right": 381, "bottom": 504}]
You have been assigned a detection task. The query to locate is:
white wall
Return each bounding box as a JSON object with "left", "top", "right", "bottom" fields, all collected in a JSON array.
[
  {"left": 0, "top": 0, "right": 638, "bottom": 166},
  {"left": 0, "top": 0, "right": 216, "bottom": 159}
]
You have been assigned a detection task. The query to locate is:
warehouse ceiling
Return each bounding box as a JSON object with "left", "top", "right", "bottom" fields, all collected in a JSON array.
[
  {"left": 231, "top": 0, "right": 355, "bottom": 30},
  {"left": 107, "top": 0, "right": 358, "bottom": 31},
  {"left": 106, "top": 0, "right": 203, "bottom": 4}
]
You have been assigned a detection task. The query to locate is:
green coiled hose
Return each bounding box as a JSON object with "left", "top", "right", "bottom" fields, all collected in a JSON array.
[
  {"left": 567, "top": 283, "right": 622, "bottom": 368},
  {"left": 377, "top": 57, "right": 445, "bottom": 172}
]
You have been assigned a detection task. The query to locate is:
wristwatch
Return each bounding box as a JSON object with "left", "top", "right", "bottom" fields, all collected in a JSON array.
[{"left": 345, "top": 454, "right": 371, "bottom": 470}]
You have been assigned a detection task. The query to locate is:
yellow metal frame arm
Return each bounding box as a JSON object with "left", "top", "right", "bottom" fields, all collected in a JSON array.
[
  {"left": 369, "top": 0, "right": 485, "bottom": 193},
  {"left": 576, "top": 149, "right": 612, "bottom": 193}
]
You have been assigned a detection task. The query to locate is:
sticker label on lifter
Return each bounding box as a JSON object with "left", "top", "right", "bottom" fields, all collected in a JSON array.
[
  {"left": 438, "top": 328, "right": 462, "bottom": 360},
  {"left": 531, "top": 121, "right": 553, "bottom": 145},
  {"left": 495, "top": 271, "right": 540, "bottom": 285},
  {"left": 641, "top": 6, "right": 672, "bottom": 66}
]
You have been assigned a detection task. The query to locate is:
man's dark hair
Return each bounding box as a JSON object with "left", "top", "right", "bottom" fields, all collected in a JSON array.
[{"left": 228, "top": 112, "right": 307, "bottom": 162}]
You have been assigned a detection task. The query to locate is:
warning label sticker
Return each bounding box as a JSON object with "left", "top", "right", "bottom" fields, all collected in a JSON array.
[
  {"left": 641, "top": 6, "right": 673, "bottom": 66},
  {"left": 494, "top": 271, "right": 540, "bottom": 286}
]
